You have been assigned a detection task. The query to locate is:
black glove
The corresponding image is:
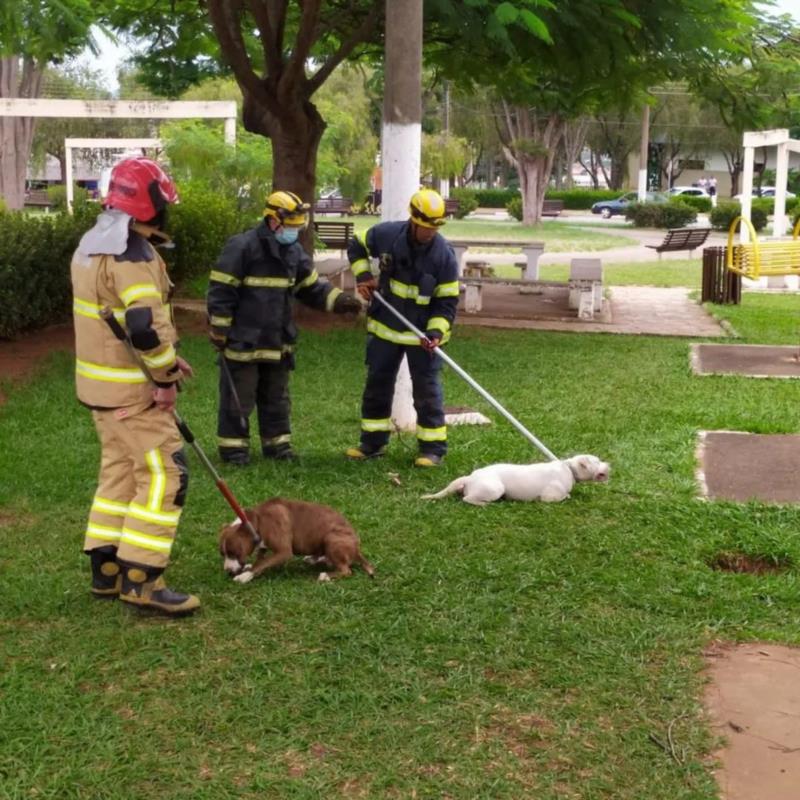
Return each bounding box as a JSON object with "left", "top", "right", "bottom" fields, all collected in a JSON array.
[
  {"left": 333, "top": 293, "right": 363, "bottom": 314},
  {"left": 208, "top": 329, "right": 227, "bottom": 351},
  {"left": 420, "top": 333, "right": 441, "bottom": 353}
]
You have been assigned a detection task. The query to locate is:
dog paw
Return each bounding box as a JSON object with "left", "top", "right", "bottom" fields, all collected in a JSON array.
[
  {"left": 317, "top": 572, "right": 331, "bottom": 583},
  {"left": 233, "top": 569, "right": 254, "bottom": 584}
]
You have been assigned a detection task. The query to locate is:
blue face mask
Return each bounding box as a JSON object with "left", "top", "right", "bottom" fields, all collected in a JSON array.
[{"left": 275, "top": 227, "right": 299, "bottom": 245}]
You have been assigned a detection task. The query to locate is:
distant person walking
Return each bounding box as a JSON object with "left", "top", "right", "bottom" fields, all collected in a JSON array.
[{"left": 708, "top": 176, "right": 717, "bottom": 206}]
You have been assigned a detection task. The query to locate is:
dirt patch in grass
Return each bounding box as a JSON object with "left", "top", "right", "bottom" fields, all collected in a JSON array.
[{"left": 709, "top": 551, "right": 791, "bottom": 575}]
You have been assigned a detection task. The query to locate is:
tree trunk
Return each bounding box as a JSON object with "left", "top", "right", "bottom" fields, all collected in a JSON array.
[
  {"left": 242, "top": 92, "right": 325, "bottom": 252},
  {"left": 0, "top": 56, "right": 42, "bottom": 210}
]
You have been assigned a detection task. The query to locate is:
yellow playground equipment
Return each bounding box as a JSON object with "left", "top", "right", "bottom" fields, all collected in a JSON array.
[{"left": 726, "top": 215, "right": 800, "bottom": 279}]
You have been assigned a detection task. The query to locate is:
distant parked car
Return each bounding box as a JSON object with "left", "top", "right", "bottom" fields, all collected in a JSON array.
[
  {"left": 733, "top": 186, "right": 797, "bottom": 201},
  {"left": 591, "top": 191, "right": 667, "bottom": 218},
  {"left": 668, "top": 186, "right": 710, "bottom": 198}
]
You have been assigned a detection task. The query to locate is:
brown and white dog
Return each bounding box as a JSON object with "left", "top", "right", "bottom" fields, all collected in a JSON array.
[{"left": 219, "top": 498, "right": 375, "bottom": 584}]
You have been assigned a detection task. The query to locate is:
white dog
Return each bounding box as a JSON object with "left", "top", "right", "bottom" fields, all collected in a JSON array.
[{"left": 421, "top": 454, "right": 610, "bottom": 506}]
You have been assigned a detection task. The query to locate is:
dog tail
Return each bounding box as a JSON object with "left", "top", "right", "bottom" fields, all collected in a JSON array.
[
  {"left": 356, "top": 551, "right": 376, "bottom": 579},
  {"left": 421, "top": 476, "right": 467, "bottom": 500}
]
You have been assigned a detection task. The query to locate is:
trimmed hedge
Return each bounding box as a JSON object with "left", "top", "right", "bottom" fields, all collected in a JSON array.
[
  {"left": 624, "top": 201, "right": 697, "bottom": 228},
  {"left": 475, "top": 188, "right": 519, "bottom": 208},
  {"left": 0, "top": 207, "right": 95, "bottom": 338},
  {"left": 670, "top": 195, "right": 712, "bottom": 213},
  {"left": 506, "top": 196, "right": 523, "bottom": 221},
  {"left": 710, "top": 201, "right": 767, "bottom": 232},
  {"left": 449, "top": 187, "right": 479, "bottom": 219},
  {"left": 544, "top": 189, "right": 619, "bottom": 209}
]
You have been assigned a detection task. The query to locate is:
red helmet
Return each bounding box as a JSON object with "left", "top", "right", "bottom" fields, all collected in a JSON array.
[{"left": 105, "top": 157, "right": 178, "bottom": 222}]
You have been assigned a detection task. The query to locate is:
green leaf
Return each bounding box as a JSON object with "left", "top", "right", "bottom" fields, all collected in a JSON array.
[
  {"left": 494, "top": 2, "right": 520, "bottom": 25},
  {"left": 519, "top": 9, "right": 552, "bottom": 43}
]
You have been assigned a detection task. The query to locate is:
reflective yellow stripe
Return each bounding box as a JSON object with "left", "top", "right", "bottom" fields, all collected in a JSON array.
[
  {"left": 416, "top": 425, "right": 447, "bottom": 441},
  {"left": 389, "top": 279, "right": 418, "bottom": 299},
  {"left": 361, "top": 418, "right": 393, "bottom": 432},
  {"left": 426, "top": 316, "right": 451, "bottom": 335},
  {"left": 73, "top": 298, "right": 125, "bottom": 322},
  {"left": 128, "top": 502, "right": 181, "bottom": 527},
  {"left": 351, "top": 258, "right": 371, "bottom": 276},
  {"left": 224, "top": 348, "right": 285, "bottom": 362},
  {"left": 76, "top": 359, "right": 148, "bottom": 384},
  {"left": 325, "top": 287, "right": 342, "bottom": 311},
  {"left": 210, "top": 315, "right": 232, "bottom": 327},
  {"left": 243, "top": 276, "right": 294, "bottom": 288},
  {"left": 210, "top": 270, "right": 241, "bottom": 287},
  {"left": 86, "top": 523, "right": 123, "bottom": 542},
  {"left": 416, "top": 295, "right": 431, "bottom": 306},
  {"left": 262, "top": 434, "right": 291, "bottom": 446},
  {"left": 366, "top": 318, "right": 421, "bottom": 346},
  {"left": 145, "top": 449, "right": 166, "bottom": 512},
  {"left": 120, "top": 526, "right": 173, "bottom": 554},
  {"left": 434, "top": 281, "right": 460, "bottom": 298},
  {"left": 120, "top": 284, "right": 160, "bottom": 306},
  {"left": 92, "top": 497, "right": 129, "bottom": 516},
  {"left": 295, "top": 270, "right": 319, "bottom": 291},
  {"left": 218, "top": 437, "right": 249, "bottom": 448},
  {"left": 141, "top": 344, "right": 176, "bottom": 369}
]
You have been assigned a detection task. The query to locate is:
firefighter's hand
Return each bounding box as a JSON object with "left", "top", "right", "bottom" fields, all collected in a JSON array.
[
  {"left": 420, "top": 334, "right": 441, "bottom": 353},
  {"left": 356, "top": 276, "right": 378, "bottom": 302},
  {"left": 153, "top": 383, "right": 178, "bottom": 412},
  {"left": 176, "top": 355, "right": 194, "bottom": 378},
  {"left": 333, "top": 293, "right": 363, "bottom": 314},
  {"left": 208, "top": 329, "right": 227, "bottom": 351}
]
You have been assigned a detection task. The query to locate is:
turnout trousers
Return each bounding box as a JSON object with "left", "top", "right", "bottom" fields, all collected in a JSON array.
[
  {"left": 359, "top": 335, "right": 447, "bottom": 457},
  {"left": 83, "top": 406, "right": 188, "bottom": 570},
  {"left": 217, "top": 358, "right": 291, "bottom": 459}
]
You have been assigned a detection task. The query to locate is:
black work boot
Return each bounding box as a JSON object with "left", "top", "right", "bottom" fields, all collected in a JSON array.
[
  {"left": 263, "top": 443, "right": 298, "bottom": 461},
  {"left": 119, "top": 564, "right": 200, "bottom": 617},
  {"left": 220, "top": 449, "right": 250, "bottom": 467},
  {"left": 88, "top": 546, "right": 121, "bottom": 600}
]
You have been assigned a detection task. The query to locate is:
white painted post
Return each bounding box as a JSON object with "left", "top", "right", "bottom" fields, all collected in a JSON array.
[
  {"left": 65, "top": 146, "right": 74, "bottom": 214},
  {"left": 384, "top": 0, "right": 423, "bottom": 433},
  {"left": 774, "top": 142, "right": 789, "bottom": 238},
  {"left": 740, "top": 146, "right": 754, "bottom": 244}
]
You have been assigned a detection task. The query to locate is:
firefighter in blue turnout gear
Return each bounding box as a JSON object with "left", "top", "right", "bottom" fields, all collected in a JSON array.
[
  {"left": 345, "top": 189, "right": 459, "bottom": 467},
  {"left": 207, "top": 190, "right": 362, "bottom": 465}
]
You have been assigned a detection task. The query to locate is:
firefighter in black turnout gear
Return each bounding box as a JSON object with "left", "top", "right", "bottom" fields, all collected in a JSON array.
[
  {"left": 345, "top": 189, "right": 459, "bottom": 467},
  {"left": 207, "top": 190, "right": 361, "bottom": 465}
]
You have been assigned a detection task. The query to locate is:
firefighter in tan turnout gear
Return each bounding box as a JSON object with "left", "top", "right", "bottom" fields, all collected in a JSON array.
[
  {"left": 207, "top": 190, "right": 361, "bottom": 465},
  {"left": 71, "top": 157, "right": 199, "bottom": 617}
]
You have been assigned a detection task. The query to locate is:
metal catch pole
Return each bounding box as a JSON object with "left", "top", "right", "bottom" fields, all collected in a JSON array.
[{"left": 372, "top": 291, "right": 558, "bottom": 461}]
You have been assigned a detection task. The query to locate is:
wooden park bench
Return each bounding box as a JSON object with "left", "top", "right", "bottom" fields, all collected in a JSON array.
[
  {"left": 444, "top": 197, "right": 460, "bottom": 217},
  {"left": 313, "top": 196, "right": 353, "bottom": 216},
  {"left": 646, "top": 227, "right": 711, "bottom": 259},
  {"left": 24, "top": 189, "right": 52, "bottom": 210},
  {"left": 541, "top": 199, "right": 564, "bottom": 217},
  {"left": 313, "top": 220, "right": 354, "bottom": 254}
]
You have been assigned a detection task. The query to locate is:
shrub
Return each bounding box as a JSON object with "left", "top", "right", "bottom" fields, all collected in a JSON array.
[
  {"left": 506, "top": 196, "right": 523, "bottom": 221},
  {"left": 0, "top": 208, "right": 95, "bottom": 338},
  {"left": 449, "top": 187, "right": 478, "bottom": 219},
  {"left": 475, "top": 188, "right": 519, "bottom": 208},
  {"left": 47, "top": 184, "right": 90, "bottom": 212},
  {"left": 624, "top": 201, "right": 697, "bottom": 228},
  {"left": 544, "top": 189, "right": 619, "bottom": 209},
  {"left": 670, "top": 194, "right": 712, "bottom": 213},
  {"left": 162, "top": 180, "right": 251, "bottom": 286},
  {"left": 710, "top": 201, "right": 767, "bottom": 232}
]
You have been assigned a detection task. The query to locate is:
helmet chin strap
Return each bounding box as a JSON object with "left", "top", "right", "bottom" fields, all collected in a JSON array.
[{"left": 131, "top": 221, "right": 174, "bottom": 249}]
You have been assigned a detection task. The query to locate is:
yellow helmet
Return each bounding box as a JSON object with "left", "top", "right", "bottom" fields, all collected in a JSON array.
[
  {"left": 264, "top": 190, "right": 310, "bottom": 227},
  {"left": 409, "top": 188, "right": 446, "bottom": 228}
]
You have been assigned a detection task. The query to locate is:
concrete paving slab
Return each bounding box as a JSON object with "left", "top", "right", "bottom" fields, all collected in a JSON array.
[
  {"left": 692, "top": 344, "right": 800, "bottom": 378},
  {"left": 696, "top": 431, "right": 800, "bottom": 503}
]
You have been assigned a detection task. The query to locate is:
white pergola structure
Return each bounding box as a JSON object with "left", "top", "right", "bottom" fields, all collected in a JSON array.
[
  {"left": 740, "top": 128, "right": 799, "bottom": 242},
  {"left": 65, "top": 137, "right": 162, "bottom": 212},
  {"left": 1, "top": 98, "right": 237, "bottom": 209}
]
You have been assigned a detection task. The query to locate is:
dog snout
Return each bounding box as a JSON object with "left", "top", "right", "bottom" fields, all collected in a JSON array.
[
  {"left": 223, "top": 556, "right": 245, "bottom": 575},
  {"left": 594, "top": 463, "right": 610, "bottom": 482}
]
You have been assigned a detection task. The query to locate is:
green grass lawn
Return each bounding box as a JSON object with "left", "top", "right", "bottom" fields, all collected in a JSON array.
[{"left": 3, "top": 295, "right": 800, "bottom": 798}]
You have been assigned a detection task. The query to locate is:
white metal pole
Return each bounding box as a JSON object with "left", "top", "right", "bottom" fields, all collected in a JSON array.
[
  {"left": 774, "top": 142, "right": 789, "bottom": 238},
  {"left": 740, "top": 146, "right": 754, "bottom": 244},
  {"left": 373, "top": 292, "right": 559, "bottom": 461},
  {"left": 65, "top": 146, "right": 74, "bottom": 215}
]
